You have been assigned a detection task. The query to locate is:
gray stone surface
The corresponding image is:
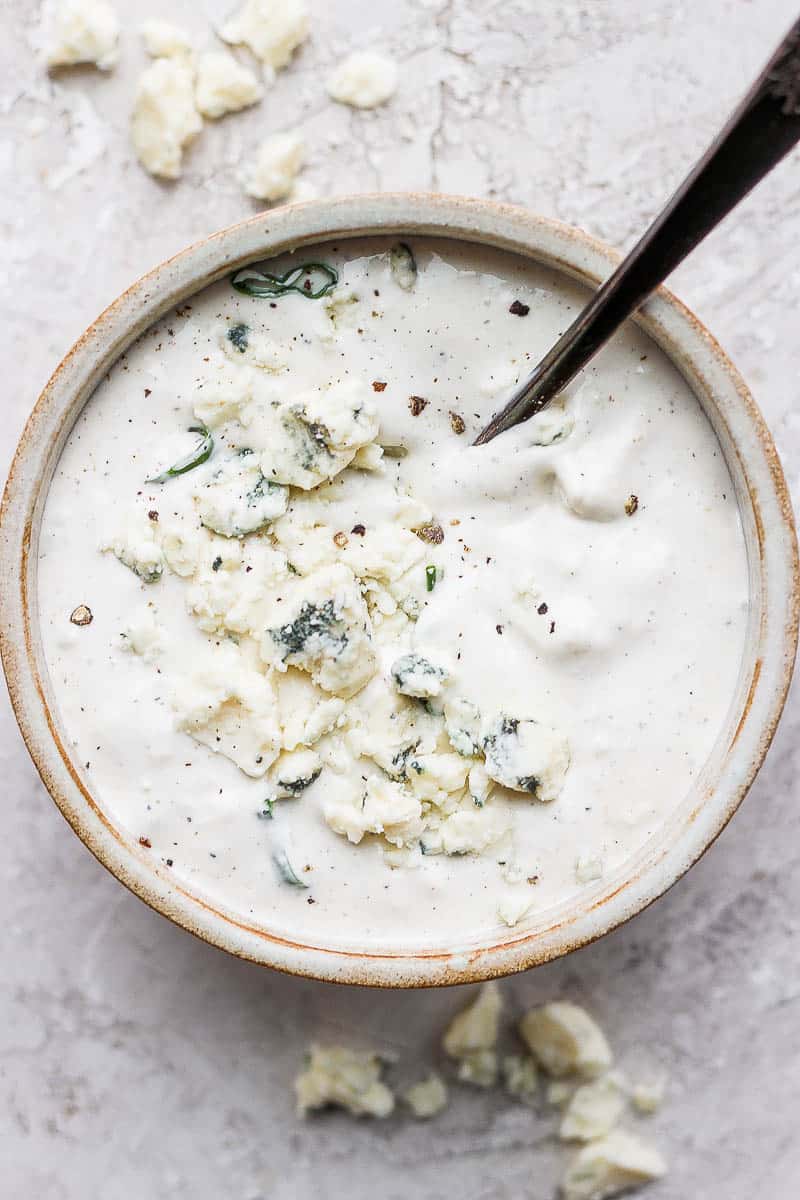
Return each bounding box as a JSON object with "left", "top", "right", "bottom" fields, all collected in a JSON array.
[{"left": 2, "top": 2, "right": 800, "bottom": 1197}]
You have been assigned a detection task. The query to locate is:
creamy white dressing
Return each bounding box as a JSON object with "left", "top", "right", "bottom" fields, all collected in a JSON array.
[{"left": 37, "top": 239, "right": 748, "bottom": 948}]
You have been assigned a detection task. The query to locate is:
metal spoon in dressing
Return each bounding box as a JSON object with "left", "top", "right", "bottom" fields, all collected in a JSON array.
[{"left": 474, "top": 17, "right": 800, "bottom": 446}]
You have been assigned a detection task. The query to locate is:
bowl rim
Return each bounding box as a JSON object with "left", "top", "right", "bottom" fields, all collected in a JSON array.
[{"left": 1, "top": 192, "right": 797, "bottom": 987}]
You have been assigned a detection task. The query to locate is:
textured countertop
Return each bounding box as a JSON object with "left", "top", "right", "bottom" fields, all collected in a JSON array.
[{"left": 3, "top": 2, "right": 800, "bottom": 1197}]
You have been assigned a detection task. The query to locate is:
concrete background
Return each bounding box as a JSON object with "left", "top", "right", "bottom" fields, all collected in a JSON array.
[{"left": 2, "top": 2, "right": 800, "bottom": 1196}]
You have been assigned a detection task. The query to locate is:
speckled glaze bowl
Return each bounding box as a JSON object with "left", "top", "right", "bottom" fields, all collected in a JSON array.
[{"left": 1, "top": 194, "right": 797, "bottom": 986}]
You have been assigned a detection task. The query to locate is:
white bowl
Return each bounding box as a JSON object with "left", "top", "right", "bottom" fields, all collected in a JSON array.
[{"left": 1, "top": 194, "right": 797, "bottom": 986}]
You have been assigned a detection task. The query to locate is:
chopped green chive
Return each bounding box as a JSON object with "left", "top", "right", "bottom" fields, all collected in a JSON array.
[
  {"left": 146, "top": 425, "right": 213, "bottom": 484},
  {"left": 273, "top": 848, "right": 308, "bottom": 887},
  {"left": 426, "top": 564, "right": 437, "bottom": 592},
  {"left": 231, "top": 262, "right": 338, "bottom": 300}
]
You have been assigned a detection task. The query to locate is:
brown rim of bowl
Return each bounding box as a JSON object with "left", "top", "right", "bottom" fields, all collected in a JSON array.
[{"left": 1, "top": 193, "right": 797, "bottom": 987}]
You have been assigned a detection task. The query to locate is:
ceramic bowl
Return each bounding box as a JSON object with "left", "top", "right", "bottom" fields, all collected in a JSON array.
[{"left": 1, "top": 194, "right": 797, "bottom": 986}]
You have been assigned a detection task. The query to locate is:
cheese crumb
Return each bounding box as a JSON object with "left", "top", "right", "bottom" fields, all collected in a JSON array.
[
  {"left": 560, "top": 1076, "right": 627, "bottom": 1142},
  {"left": 121, "top": 607, "right": 163, "bottom": 661},
  {"left": 195, "top": 51, "right": 263, "bottom": 119},
  {"left": 519, "top": 1002, "right": 612, "bottom": 1079},
  {"left": 575, "top": 853, "right": 604, "bottom": 884},
  {"left": 131, "top": 58, "right": 203, "bottom": 180},
  {"left": 102, "top": 515, "right": 163, "bottom": 584},
  {"left": 295, "top": 1046, "right": 394, "bottom": 1118},
  {"left": 264, "top": 562, "right": 378, "bottom": 698},
  {"left": 140, "top": 19, "right": 193, "bottom": 59},
  {"left": 403, "top": 1074, "right": 448, "bottom": 1119},
  {"left": 443, "top": 982, "right": 502, "bottom": 1056},
  {"left": 170, "top": 645, "right": 281, "bottom": 777},
  {"left": 547, "top": 1079, "right": 578, "bottom": 1107},
  {"left": 560, "top": 1130, "right": 666, "bottom": 1200},
  {"left": 483, "top": 716, "right": 570, "bottom": 802},
  {"left": 327, "top": 51, "right": 398, "bottom": 109},
  {"left": 456, "top": 1049, "right": 499, "bottom": 1088},
  {"left": 324, "top": 774, "right": 422, "bottom": 849},
  {"left": 220, "top": 0, "right": 309, "bottom": 71},
  {"left": 631, "top": 1075, "right": 667, "bottom": 1115},
  {"left": 502, "top": 1054, "right": 539, "bottom": 1104},
  {"left": 497, "top": 888, "right": 534, "bottom": 927},
  {"left": 241, "top": 131, "right": 305, "bottom": 202},
  {"left": 44, "top": 0, "right": 120, "bottom": 71}
]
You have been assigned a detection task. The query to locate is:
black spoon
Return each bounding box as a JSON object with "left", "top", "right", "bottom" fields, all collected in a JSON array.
[{"left": 474, "top": 17, "right": 800, "bottom": 446}]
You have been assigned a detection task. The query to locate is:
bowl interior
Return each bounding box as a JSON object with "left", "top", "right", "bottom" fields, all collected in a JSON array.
[{"left": 1, "top": 195, "right": 797, "bottom": 986}]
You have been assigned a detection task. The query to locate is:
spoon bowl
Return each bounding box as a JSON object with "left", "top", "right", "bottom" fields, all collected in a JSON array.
[{"left": 1, "top": 193, "right": 796, "bottom": 985}]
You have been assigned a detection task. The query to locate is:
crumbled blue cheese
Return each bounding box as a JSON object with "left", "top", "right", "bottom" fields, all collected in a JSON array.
[
  {"left": 456, "top": 1049, "right": 499, "bottom": 1088},
  {"left": 264, "top": 563, "right": 377, "bottom": 698},
  {"left": 140, "top": 19, "right": 193, "bottom": 59},
  {"left": 575, "top": 853, "right": 604, "bottom": 884},
  {"left": 327, "top": 51, "right": 399, "bottom": 108},
  {"left": 525, "top": 402, "right": 574, "bottom": 447},
  {"left": 437, "top": 805, "right": 509, "bottom": 857},
  {"left": 497, "top": 888, "right": 534, "bottom": 927},
  {"left": 103, "top": 515, "right": 164, "bottom": 584},
  {"left": 295, "top": 1045, "right": 394, "bottom": 1118},
  {"left": 403, "top": 1074, "right": 448, "bottom": 1119},
  {"left": 405, "top": 752, "right": 472, "bottom": 804},
  {"left": 442, "top": 982, "right": 503, "bottom": 1088},
  {"left": 442, "top": 981, "right": 501, "bottom": 1068},
  {"left": 350, "top": 442, "right": 385, "bottom": 472},
  {"left": 467, "top": 762, "right": 494, "bottom": 807},
  {"left": 220, "top": 0, "right": 309, "bottom": 72},
  {"left": 44, "top": 0, "right": 120, "bottom": 71},
  {"left": 220, "top": 323, "right": 288, "bottom": 370},
  {"left": 519, "top": 1002, "right": 613, "bottom": 1079},
  {"left": 121, "top": 606, "right": 163, "bottom": 661},
  {"left": 324, "top": 774, "right": 423, "bottom": 848},
  {"left": 170, "top": 645, "right": 281, "bottom": 777},
  {"left": 547, "top": 1079, "right": 579, "bottom": 1107},
  {"left": 560, "top": 1076, "right": 627, "bottom": 1142},
  {"left": 483, "top": 716, "right": 570, "bottom": 802},
  {"left": 275, "top": 672, "right": 346, "bottom": 751},
  {"left": 195, "top": 454, "right": 289, "bottom": 537},
  {"left": 630, "top": 1075, "right": 667, "bottom": 1115},
  {"left": 241, "top": 131, "right": 305, "bottom": 202},
  {"left": 389, "top": 243, "right": 417, "bottom": 291},
  {"left": 502, "top": 1054, "right": 539, "bottom": 1105},
  {"left": 390, "top": 653, "right": 448, "bottom": 699},
  {"left": 230, "top": 379, "right": 379, "bottom": 490},
  {"left": 131, "top": 58, "right": 203, "bottom": 180},
  {"left": 156, "top": 519, "right": 207, "bottom": 578},
  {"left": 268, "top": 748, "right": 322, "bottom": 798},
  {"left": 445, "top": 696, "right": 483, "bottom": 757},
  {"left": 560, "top": 1131, "right": 666, "bottom": 1200},
  {"left": 184, "top": 539, "right": 288, "bottom": 636},
  {"left": 345, "top": 684, "right": 431, "bottom": 769},
  {"left": 195, "top": 51, "right": 263, "bottom": 119},
  {"left": 322, "top": 287, "right": 362, "bottom": 336}
]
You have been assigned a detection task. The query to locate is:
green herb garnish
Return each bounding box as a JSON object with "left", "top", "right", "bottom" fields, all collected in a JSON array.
[
  {"left": 147, "top": 425, "right": 213, "bottom": 484},
  {"left": 273, "top": 848, "right": 308, "bottom": 887},
  {"left": 231, "top": 262, "right": 338, "bottom": 300},
  {"left": 258, "top": 798, "right": 275, "bottom": 820},
  {"left": 426, "top": 564, "right": 437, "bottom": 592}
]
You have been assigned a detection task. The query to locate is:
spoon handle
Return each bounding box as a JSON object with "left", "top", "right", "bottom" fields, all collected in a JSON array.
[{"left": 474, "top": 18, "right": 800, "bottom": 446}]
